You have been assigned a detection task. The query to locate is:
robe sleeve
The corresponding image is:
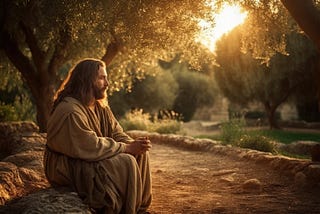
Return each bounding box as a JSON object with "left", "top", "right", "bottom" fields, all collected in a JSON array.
[
  {"left": 106, "top": 107, "right": 134, "bottom": 144},
  {"left": 47, "top": 111, "right": 126, "bottom": 161}
]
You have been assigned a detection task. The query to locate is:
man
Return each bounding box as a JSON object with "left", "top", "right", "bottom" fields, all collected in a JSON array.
[{"left": 44, "top": 58, "right": 152, "bottom": 213}]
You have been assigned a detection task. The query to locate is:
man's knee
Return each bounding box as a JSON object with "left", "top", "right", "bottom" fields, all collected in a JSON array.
[{"left": 118, "top": 153, "right": 138, "bottom": 166}]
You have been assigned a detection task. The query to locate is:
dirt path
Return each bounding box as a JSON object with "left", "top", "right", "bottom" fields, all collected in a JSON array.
[{"left": 148, "top": 143, "right": 320, "bottom": 214}]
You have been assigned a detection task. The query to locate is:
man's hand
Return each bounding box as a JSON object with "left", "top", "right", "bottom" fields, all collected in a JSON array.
[{"left": 124, "top": 137, "right": 151, "bottom": 155}]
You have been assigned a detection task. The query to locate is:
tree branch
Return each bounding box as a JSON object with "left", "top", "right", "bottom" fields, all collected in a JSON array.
[
  {"left": 281, "top": 0, "right": 320, "bottom": 50},
  {"left": 101, "top": 39, "right": 123, "bottom": 66},
  {"left": 19, "top": 21, "right": 45, "bottom": 70},
  {"left": 1, "top": 30, "right": 39, "bottom": 98},
  {"left": 48, "top": 27, "right": 71, "bottom": 81}
]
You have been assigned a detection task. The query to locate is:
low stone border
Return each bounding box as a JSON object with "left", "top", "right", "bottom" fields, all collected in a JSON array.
[
  {"left": 127, "top": 130, "right": 320, "bottom": 188},
  {"left": 1, "top": 122, "right": 319, "bottom": 211},
  {"left": 0, "top": 187, "right": 91, "bottom": 213}
]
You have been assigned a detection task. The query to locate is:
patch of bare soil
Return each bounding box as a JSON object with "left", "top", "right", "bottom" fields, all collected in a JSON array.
[{"left": 148, "top": 143, "right": 320, "bottom": 214}]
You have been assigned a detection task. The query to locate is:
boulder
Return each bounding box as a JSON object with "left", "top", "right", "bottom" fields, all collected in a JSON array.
[
  {"left": 0, "top": 187, "right": 91, "bottom": 214},
  {"left": 0, "top": 122, "right": 49, "bottom": 205},
  {"left": 0, "top": 122, "right": 87, "bottom": 212},
  {"left": 280, "top": 141, "right": 320, "bottom": 156}
]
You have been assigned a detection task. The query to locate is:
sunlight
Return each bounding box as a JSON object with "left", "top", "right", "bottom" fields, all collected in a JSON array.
[{"left": 196, "top": 3, "right": 248, "bottom": 52}]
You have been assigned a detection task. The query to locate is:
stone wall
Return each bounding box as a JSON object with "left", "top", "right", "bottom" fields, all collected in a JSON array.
[
  {"left": 0, "top": 122, "right": 91, "bottom": 213},
  {"left": 0, "top": 122, "right": 319, "bottom": 212},
  {"left": 0, "top": 122, "right": 49, "bottom": 205}
]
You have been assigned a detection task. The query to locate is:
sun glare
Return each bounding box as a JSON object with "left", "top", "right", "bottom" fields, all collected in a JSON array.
[{"left": 197, "top": 3, "right": 247, "bottom": 52}]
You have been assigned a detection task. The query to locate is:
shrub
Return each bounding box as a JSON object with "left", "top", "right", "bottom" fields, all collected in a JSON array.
[
  {"left": 220, "top": 118, "right": 246, "bottom": 144},
  {"left": 220, "top": 117, "right": 277, "bottom": 153},
  {"left": 119, "top": 109, "right": 151, "bottom": 131},
  {"left": 172, "top": 70, "right": 216, "bottom": 122},
  {"left": 0, "top": 103, "right": 18, "bottom": 122},
  {"left": 236, "top": 135, "right": 276, "bottom": 153},
  {"left": 119, "top": 109, "right": 181, "bottom": 134},
  {"left": 151, "top": 119, "right": 181, "bottom": 134}
]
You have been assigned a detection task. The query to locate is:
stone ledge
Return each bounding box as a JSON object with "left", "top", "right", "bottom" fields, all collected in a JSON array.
[
  {"left": 127, "top": 130, "right": 320, "bottom": 188},
  {"left": 1, "top": 122, "right": 319, "bottom": 212},
  {"left": 1, "top": 187, "right": 91, "bottom": 213}
]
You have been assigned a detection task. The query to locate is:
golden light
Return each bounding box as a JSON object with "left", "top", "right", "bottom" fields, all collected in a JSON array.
[{"left": 197, "top": 3, "right": 248, "bottom": 52}]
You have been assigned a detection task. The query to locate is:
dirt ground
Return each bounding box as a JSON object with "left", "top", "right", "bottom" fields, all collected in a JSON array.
[{"left": 147, "top": 142, "right": 320, "bottom": 214}]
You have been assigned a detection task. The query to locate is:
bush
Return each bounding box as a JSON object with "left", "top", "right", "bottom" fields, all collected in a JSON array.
[
  {"left": 220, "top": 118, "right": 246, "bottom": 144},
  {"left": 219, "top": 117, "right": 277, "bottom": 153},
  {"left": 236, "top": 135, "right": 276, "bottom": 153},
  {"left": 119, "top": 109, "right": 151, "bottom": 131},
  {"left": 172, "top": 70, "right": 216, "bottom": 122},
  {"left": 119, "top": 109, "right": 181, "bottom": 134},
  {"left": 152, "top": 119, "right": 181, "bottom": 134},
  {"left": 0, "top": 103, "right": 18, "bottom": 122}
]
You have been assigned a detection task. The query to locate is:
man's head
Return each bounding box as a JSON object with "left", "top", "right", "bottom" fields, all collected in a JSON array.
[
  {"left": 53, "top": 58, "right": 108, "bottom": 110},
  {"left": 93, "top": 63, "right": 109, "bottom": 100}
]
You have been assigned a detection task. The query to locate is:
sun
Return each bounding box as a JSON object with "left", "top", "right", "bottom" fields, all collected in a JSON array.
[{"left": 197, "top": 3, "right": 248, "bottom": 52}]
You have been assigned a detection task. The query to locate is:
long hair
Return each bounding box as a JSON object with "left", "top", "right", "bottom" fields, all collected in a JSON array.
[{"left": 52, "top": 58, "right": 106, "bottom": 113}]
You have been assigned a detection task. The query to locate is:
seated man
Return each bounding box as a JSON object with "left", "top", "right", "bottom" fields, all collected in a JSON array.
[{"left": 44, "top": 58, "right": 152, "bottom": 213}]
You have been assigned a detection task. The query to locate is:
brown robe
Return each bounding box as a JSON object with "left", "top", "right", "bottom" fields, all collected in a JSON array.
[{"left": 44, "top": 97, "right": 152, "bottom": 213}]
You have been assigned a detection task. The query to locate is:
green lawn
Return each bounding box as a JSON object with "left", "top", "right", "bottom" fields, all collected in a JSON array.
[
  {"left": 249, "top": 129, "right": 320, "bottom": 144},
  {"left": 195, "top": 128, "right": 320, "bottom": 144}
]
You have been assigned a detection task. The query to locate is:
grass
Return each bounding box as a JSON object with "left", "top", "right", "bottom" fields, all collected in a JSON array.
[
  {"left": 195, "top": 128, "right": 320, "bottom": 145},
  {"left": 278, "top": 151, "right": 310, "bottom": 159},
  {"left": 119, "top": 109, "right": 181, "bottom": 134},
  {"left": 248, "top": 129, "right": 320, "bottom": 144}
]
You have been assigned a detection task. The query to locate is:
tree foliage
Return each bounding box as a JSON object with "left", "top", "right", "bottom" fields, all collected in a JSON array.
[
  {"left": 109, "top": 57, "right": 217, "bottom": 122},
  {"left": 0, "top": 0, "right": 319, "bottom": 131},
  {"left": 214, "top": 26, "right": 318, "bottom": 128},
  {"left": 172, "top": 64, "right": 216, "bottom": 122},
  {"left": 0, "top": 55, "right": 35, "bottom": 122},
  {"left": 205, "top": 0, "right": 296, "bottom": 63},
  {"left": 0, "top": 0, "right": 213, "bottom": 131},
  {"left": 109, "top": 68, "right": 178, "bottom": 117},
  {"left": 160, "top": 56, "right": 217, "bottom": 122}
]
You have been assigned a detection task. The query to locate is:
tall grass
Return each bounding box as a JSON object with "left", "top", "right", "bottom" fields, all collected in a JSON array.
[
  {"left": 197, "top": 127, "right": 320, "bottom": 145},
  {"left": 119, "top": 109, "right": 181, "bottom": 134},
  {"left": 220, "top": 118, "right": 246, "bottom": 145},
  {"left": 209, "top": 118, "right": 277, "bottom": 153}
]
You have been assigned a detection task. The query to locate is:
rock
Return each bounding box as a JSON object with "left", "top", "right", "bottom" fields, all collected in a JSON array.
[
  {"left": 0, "top": 187, "right": 91, "bottom": 214},
  {"left": 0, "top": 122, "right": 90, "bottom": 212},
  {"left": 294, "top": 172, "right": 307, "bottom": 187},
  {"left": 219, "top": 176, "right": 235, "bottom": 185},
  {"left": 242, "top": 179, "right": 262, "bottom": 192},
  {"left": 0, "top": 122, "right": 44, "bottom": 160},
  {"left": 302, "top": 164, "right": 320, "bottom": 187},
  {"left": 0, "top": 122, "right": 49, "bottom": 205},
  {"left": 311, "top": 144, "right": 320, "bottom": 162},
  {"left": 128, "top": 130, "right": 320, "bottom": 187},
  {"left": 0, "top": 121, "right": 39, "bottom": 136},
  {"left": 1, "top": 123, "right": 320, "bottom": 212},
  {"left": 280, "top": 141, "right": 320, "bottom": 156},
  {"left": 0, "top": 162, "right": 23, "bottom": 205}
]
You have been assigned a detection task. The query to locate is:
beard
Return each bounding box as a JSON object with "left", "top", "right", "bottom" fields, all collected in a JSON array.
[{"left": 93, "top": 86, "right": 107, "bottom": 100}]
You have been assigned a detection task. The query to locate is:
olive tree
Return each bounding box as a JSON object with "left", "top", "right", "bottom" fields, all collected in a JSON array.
[
  {"left": 1, "top": 0, "right": 319, "bottom": 131},
  {"left": 0, "top": 0, "right": 211, "bottom": 131},
  {"left": 215, "top": 27, "right": 318, "bottom": 129}
]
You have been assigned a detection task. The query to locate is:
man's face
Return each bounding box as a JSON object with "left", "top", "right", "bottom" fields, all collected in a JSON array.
[{"left": 93, "top": 66, "right": 109, "bottom": 100}]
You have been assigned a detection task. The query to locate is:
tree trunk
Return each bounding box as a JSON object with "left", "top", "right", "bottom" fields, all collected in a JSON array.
[
  {"left": 101, "top": 40, "right": 122, "bottom": 66},
  {"left": 264, "top": 102, "right": 280, "bottom": 129},
  {"left": 281, "top": 0, "right": 320, "bottom": 50},
  {"left": 281, "top": 0, "right": 320, "bottom": 107},
  {"left": 35, "top": 84, "right": 56, "bottom": 133}
]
